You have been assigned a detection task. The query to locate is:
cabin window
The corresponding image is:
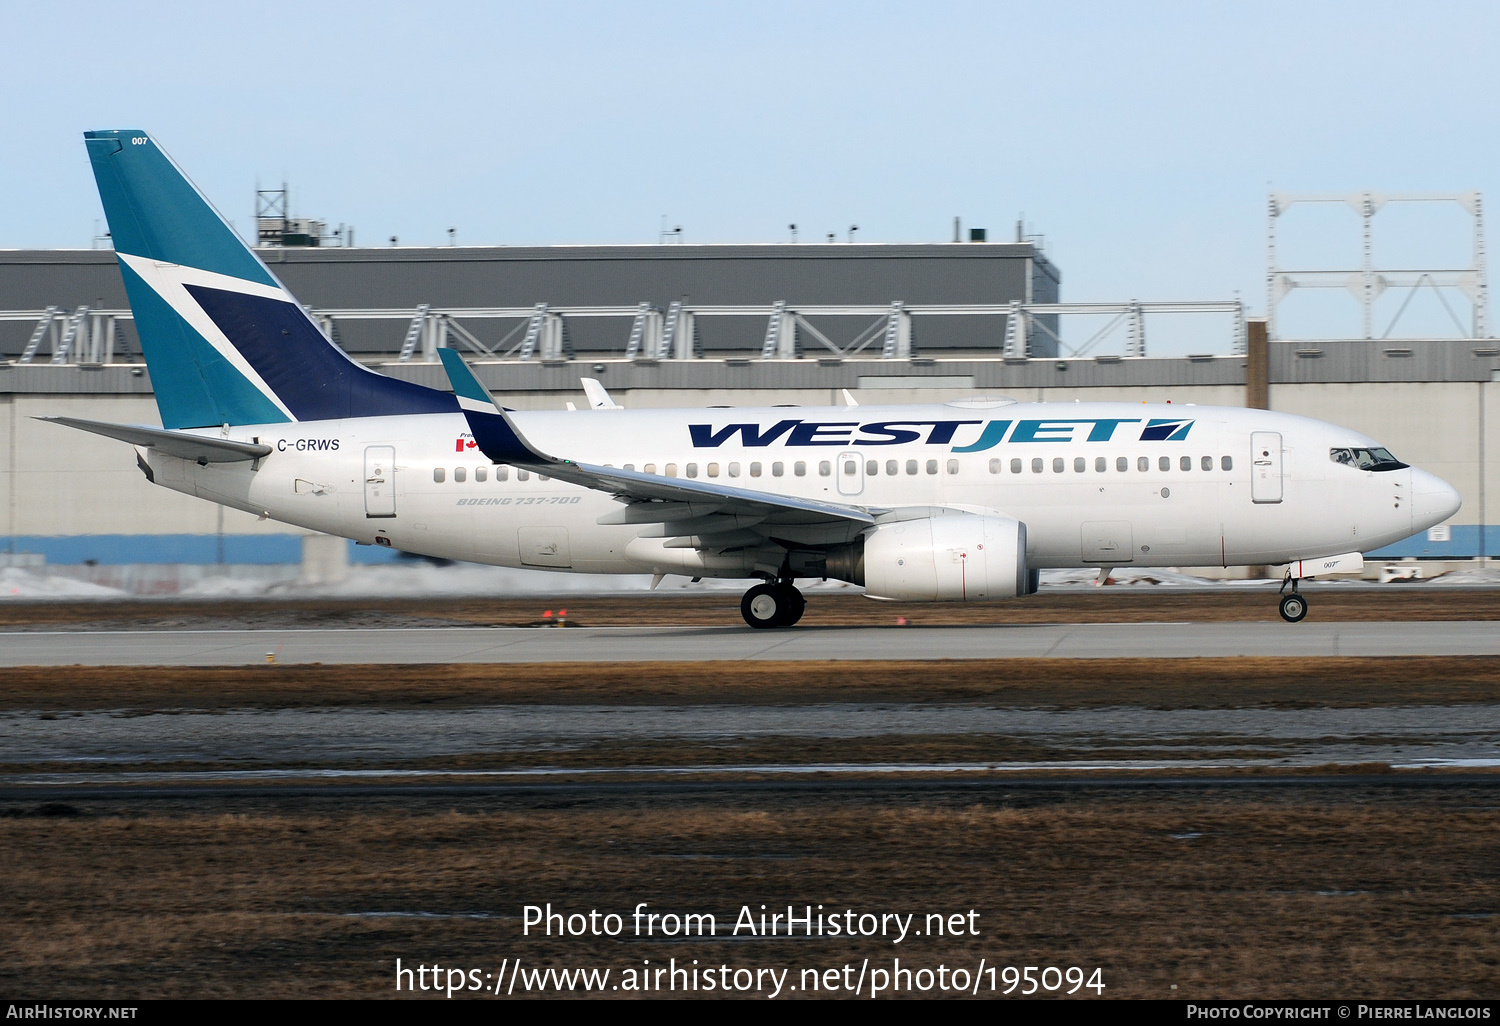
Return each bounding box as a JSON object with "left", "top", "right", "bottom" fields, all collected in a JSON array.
[
  {"left": 1011, "top": 458, "right": 1023, "bottom": 474},
  {"left": 989, "top": 458, "right": 1002, "bottom": 474},
  {"left": 1032, "top": 458, "right": 1044, "bottom": 473},
  {"left": 1074, "top": 457, "right": 1086, "bottom": 473},
  {"left": 1201, "top": 455, "right": 1213, "bottom": 471},
  {"left": 886, "top": 460, "right": 899, "bottom": 476},
  {"left": 1180, "top": 456, "right": 1191, "bottom": 471},
  {"left": 729, "top": 462, "right": 741, "bottom": 477},
  {"left": 1159, "top": 456, "right": 1170, "bottom": 472},
  {"left": 794, "top": 461, "right": 807, "bottom": 477},
  {"left": 623, "top": 464, "right": 635, "bottom": 472},
  {"left": 643, "top": 463, "right": 657, "bottom": 475},
  {"left": 475, "top": 467, "right": 487, "bottom": 482},
  {"left": 1053, "top": 458, "right": 1065, "bottom": 473},
  {"left": 539, "top": 475, "right": 550, "bottom": 482},
  {"left": 686, "top": 463, "right": 698, "bottom": 478},
  {"left": 907, "top": 460, "right": 919, "bottom": 475},
  {"left": 947, "top": 459, "right": 959, "bottom": 475},
  {"left": 496, "top": 466, "right": 509, "bottom": 481},
  {"left": 453, "top": 467, "right": 466, "bottom": 482},
  {"left": 750, "top": 462, "right": 762, "bottom": 477},
  {"left": 819, "top": 461, "right": 832, "bottom": 477},
  {"left": 1138, "top": 456, "right": 1149, "bottom": 472},
  {"left": 924, "top": 460, "right": 936, "bottom": 475},
  {"left": 1117, "top": 456, "right": 1128, "bottom": 472},
  {"left": 867, "top": 460, "right": 879, "bottom": 476},
  {"left": 844, "top": 459, "right": 858, "bottom": 476},
  {"left": 665, "top": 463, "right": 678, "bottom": 477},
  {"left": 433, "top": 467, "right": 445, "bottom": 483},
  {"left": 707, "top": 463, "right": 720, "bottom": 478},
  {"left": 517, "top": 469, "right": 530, "bottom": 481},
  {"left": 1221, "top": 455, "right": 1233, "bottom": 471},
  {"left": 772, "top": 462, "right": 784, "bottom": 477},
  {"left": 1096, "top": 456, "right": 1107, "bottom": 472}
]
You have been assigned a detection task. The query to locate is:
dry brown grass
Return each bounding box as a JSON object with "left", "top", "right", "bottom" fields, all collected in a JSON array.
[
  {"left": 4, "top": 656, "right": 1500, "bottom": 712},
  {"left": 1, "top": 796, "right": 1496, "bottom": 999},
  {"left": 3, "top": 588, "right": 1500, "bottom": 630}
]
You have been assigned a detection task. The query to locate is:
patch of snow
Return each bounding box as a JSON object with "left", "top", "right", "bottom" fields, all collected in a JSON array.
[{"left": 0, "top": 567, "right": 127, "bottom": 600}]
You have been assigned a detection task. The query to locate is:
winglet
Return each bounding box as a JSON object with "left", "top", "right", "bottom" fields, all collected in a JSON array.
[
  {"left": 437, "top": 348, "right": 557, "bottom": 468},
  {"left": 437, "top": 348, "right": 501, "bottom": 412}
]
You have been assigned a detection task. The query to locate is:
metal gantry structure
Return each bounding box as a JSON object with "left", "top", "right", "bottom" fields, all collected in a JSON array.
[
  {"left": 1267, "top": 191, "right": 1489, "bottom": 341},
  {"left": 8, "top": 306, "right": 127, "bottom": 365},
  {"left": 309, "top": 299, "right": 1247, "bottom": 362},
  {"left": 2, "top": 299, "right": 1247, "bottom": 365}
]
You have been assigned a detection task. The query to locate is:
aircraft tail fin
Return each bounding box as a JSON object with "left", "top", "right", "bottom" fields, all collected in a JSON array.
[{"left": 83, "top": 130, "right": 456, "bottom": 428}]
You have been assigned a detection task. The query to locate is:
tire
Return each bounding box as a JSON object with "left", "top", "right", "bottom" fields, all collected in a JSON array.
[
  {"left": 776, "top": 585, "right": 806, "bottom": 627},
  {"left": 1279, "top": 593, "right": 1308, "bottom": 623},
  {"left": 741, "top": 583, "right": 786, "bottom": 629}
]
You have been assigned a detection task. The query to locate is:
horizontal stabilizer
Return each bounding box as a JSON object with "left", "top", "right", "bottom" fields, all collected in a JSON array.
[{"left": 38, "top": 416, "right": 272, "bottom": 463}]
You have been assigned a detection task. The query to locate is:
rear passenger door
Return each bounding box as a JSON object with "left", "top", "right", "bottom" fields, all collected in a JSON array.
[{"left": 364, "top": 445, "right": 397, "bottom": 517}]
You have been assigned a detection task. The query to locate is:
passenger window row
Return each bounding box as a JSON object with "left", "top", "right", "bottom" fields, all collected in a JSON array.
[
  {"left": 433, "top": 466, "right": 542, "bottom": 483},
  {"left": 987, "top": 455, "right": 1234, "bottom": 474},
  {"left": 613, "top": 461, "right": 835, "bottom": 479},
  {"left": 863, "top": 458, "right": 960, "bottom": 476},
  {"left": 434, "top": 453, "right": 1234, "bottom": 486}
]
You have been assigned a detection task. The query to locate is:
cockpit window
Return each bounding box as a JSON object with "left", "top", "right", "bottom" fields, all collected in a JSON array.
[{"left": 1330, "top": 447, "right": 1408, "bottom": 472}]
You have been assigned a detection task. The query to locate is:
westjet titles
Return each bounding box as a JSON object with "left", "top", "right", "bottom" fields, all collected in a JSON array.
[{"left": 688, "top": 417, "right": 1195, "bottom": 450}]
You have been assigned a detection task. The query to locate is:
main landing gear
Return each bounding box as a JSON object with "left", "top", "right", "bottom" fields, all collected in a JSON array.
[
  {"left": 1278, "top": 572, "right": 1308, "bottom": 623},
  {"left": 741, "top": 581, "right": 806, "bottom": 629}
]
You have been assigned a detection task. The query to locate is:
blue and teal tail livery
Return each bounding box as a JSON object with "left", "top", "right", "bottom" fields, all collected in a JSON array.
[
  {"left": 436, "top": 348, "right": 502, "bottom": 412},
  {"left": 84, "top": 130, "right": 457, "bottom": 428}
]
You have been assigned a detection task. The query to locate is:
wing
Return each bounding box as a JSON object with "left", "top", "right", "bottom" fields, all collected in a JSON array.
[{"left": 436, "top": 349, "right": 877, "bottom": 555}]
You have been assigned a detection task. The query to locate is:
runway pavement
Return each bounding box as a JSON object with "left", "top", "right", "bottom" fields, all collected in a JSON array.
[{"left": 4, "top": 619, "right": 1500, "bottom": 665}]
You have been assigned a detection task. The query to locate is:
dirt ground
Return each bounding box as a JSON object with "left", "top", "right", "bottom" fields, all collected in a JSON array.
[
  {"left": 4, "top": 656, "right": 1500, "bottom": 712},
  {"left": 1, "top": 789, "right": 1497, "bottom": 999},
  {"left": 2, "top": 587, "right": 1499, "bottom": 631}
]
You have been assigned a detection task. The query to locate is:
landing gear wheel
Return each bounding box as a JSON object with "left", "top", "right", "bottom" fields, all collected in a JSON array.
[
  {"left": 1279, "top": 592, "right": 1308, "bottom": 623},
  {"left": 776, "top": 584, "right": 806, "bottom": 627},
  {"left": 740, "top": 583, "right": 806, "bottom": 629},
  {"left": 742, "top": 583, "right": 787, "bottom": 629}
]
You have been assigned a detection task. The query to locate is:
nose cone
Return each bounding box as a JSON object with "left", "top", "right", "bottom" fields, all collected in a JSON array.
[{"left": 1411, "top": 469, "right": 1462, "bottom": 532}]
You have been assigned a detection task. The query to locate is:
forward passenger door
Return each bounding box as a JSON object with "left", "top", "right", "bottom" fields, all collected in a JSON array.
[{"left": 1250, "top": 432, "right": 1283, "bottom": 504}]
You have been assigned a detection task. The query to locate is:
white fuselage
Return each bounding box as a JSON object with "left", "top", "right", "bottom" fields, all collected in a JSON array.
[{"left": 141, "top": 401, "right": 1456, "bottom": 578}]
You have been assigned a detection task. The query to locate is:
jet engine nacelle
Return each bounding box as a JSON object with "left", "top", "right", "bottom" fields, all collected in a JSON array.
[{"left": 862, "top": 513, "right": 1032, "bottom": 601}]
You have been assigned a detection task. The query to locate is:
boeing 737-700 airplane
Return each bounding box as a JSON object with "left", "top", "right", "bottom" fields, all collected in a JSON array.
[{"left": 47, "top": 130, "right": 1463, "bottom": 627}]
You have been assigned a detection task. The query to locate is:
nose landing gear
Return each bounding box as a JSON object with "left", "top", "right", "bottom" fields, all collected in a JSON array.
[
  {"left": 741, "top": 581, "right": 806, "bottom": 629},
  {"left": 1278, "top": 572, "right": 1308, "bottom": 623}
]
